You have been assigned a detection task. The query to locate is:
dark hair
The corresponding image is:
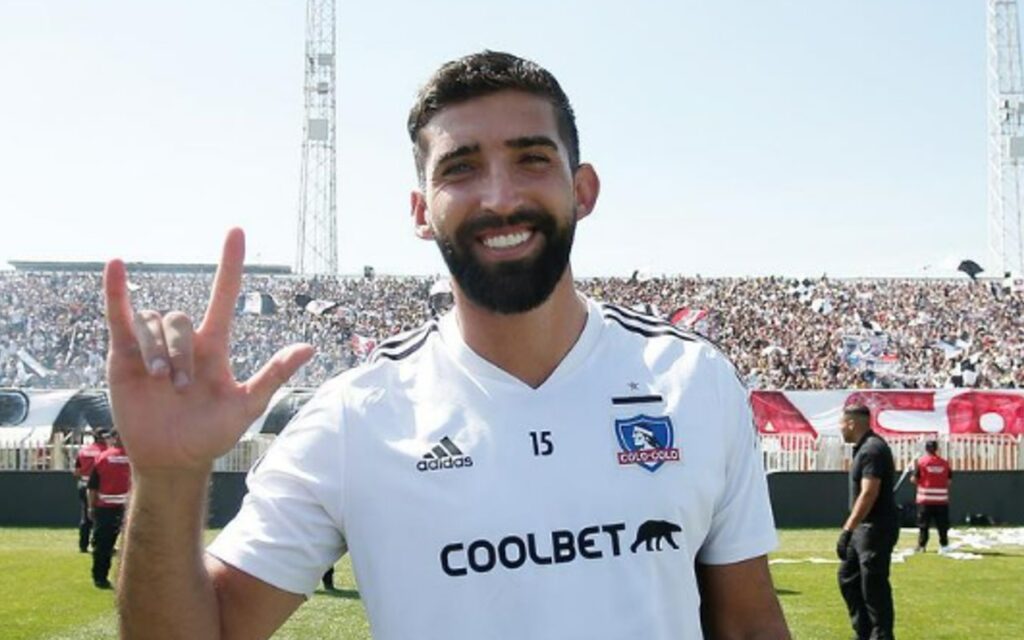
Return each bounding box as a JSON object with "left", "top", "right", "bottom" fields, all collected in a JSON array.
[
  {"left": 925, "top": 440, "right": 938, "bottom": 453},
  {"left": 843, "top": 404, "right": 871, "bottom": 420},
  {"left": 407, "top": 50, "right": 580, "bottom": 183}
]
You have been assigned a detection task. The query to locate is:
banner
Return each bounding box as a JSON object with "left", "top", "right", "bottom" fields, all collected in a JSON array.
[
  {"left": 242, "top": 292, "right": 277, "bottom": 315},
  {"left": 752, "top": 389, "right": 1024, "bottom": 438},
  {"left": 669, "top": 307, "right": 708, "bottom": 328}
]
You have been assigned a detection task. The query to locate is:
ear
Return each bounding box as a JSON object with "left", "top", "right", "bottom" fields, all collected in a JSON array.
[
  {"left": 411, "top": 190, "right": 434, "bottom": 240},
  {"left": 572, "top": 163, "right": 601, "bottom": 222}
]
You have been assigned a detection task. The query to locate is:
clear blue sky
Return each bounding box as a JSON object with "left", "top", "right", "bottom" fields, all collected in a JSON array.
[{"left": 0, "top": 1, "right": 992, "bottom": 277}]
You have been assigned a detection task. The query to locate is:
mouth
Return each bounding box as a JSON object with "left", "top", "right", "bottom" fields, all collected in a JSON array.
[{"left": 475, "top": 225, "right": 539, "bottom": 259}]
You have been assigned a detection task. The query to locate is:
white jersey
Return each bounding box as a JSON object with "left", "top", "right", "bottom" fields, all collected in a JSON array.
[{"left": 208, "top": 297, "right": 777, "bottom": 639}]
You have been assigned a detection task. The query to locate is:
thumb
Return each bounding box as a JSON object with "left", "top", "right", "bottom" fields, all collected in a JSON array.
[{"left": 242, "top": 343, "right": 315, "bottom": 421}]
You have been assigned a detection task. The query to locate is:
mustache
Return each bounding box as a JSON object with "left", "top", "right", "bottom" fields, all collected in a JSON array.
[{"left": 458, "top": 208, "right": 558, "bottom": 237}]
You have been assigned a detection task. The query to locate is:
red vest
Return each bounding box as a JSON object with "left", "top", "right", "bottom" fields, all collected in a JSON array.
[
  {"left": 92, "top": 447, "right": 132, "bottom": 508},
  {"left": 915, "top": 453, "right": 951, "bottom": 505},
  {"left": 75, "top": 442, "right": 107, "bottom": 478}
]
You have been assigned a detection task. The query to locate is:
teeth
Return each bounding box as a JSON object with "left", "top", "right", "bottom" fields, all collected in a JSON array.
[{"left": 482, "top": 231, "right": 531, "bottom": 249}]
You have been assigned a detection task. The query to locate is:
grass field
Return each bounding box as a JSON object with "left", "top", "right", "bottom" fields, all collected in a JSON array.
[{"left": 1, "top": 527, "right": 1021, "bottom": 639}]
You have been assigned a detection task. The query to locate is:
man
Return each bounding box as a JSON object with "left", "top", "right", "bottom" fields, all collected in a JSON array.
[
  {"left": 87, "top": 430, "right": 131, "bottom": 589},
  {"left": 910, "top": 439, "right": 952, "bottom": 554},
  {"left": 837, "top": 404, "right": 899, "bottom": 640},
  {"left": 73, "top": 428, "right": 108, "bottom": 553},
  {"left": 105, "top": 51, "right": 789, "bottom": 639}
]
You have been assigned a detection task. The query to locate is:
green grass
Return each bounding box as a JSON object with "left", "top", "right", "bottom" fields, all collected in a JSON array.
[
  {"left": 1, "top": 528, "right": 1021, "bottom": 638},
  {"left": 770, "top": 530, "right": 1024, "bottom": 639}
]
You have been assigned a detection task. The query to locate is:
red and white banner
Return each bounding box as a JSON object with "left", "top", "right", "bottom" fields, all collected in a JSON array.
[
  {"left": 669, "top": 307, "right": 708, "bottom": 328},
  {"left": 752, "top": 389, "right": 1024, "bottom": 438}
]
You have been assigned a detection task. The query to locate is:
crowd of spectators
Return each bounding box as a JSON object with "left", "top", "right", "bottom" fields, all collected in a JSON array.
[{"left": 2, "top": 269, "right": 1021, "bottom": 391}]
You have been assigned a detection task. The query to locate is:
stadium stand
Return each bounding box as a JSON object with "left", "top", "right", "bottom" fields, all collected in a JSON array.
[{"left": 1, "top": 269, "right": 1022, "bottom": 391}]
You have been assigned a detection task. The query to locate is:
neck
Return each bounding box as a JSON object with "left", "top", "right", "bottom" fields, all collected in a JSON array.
[{"left": 451, "top": 269, "right": 587, "bottom": 388}]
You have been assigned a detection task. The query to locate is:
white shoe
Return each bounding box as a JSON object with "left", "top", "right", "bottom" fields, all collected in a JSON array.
[
  {"left": 938, "top": 545, "right": 951, "bottom": 555},
  {"left": 913, "top": 547, "right": 926, "bottom": 554}
]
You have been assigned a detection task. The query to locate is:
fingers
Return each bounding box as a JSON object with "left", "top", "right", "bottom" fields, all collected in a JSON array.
[
  {"left": 103, "top": 260, "right": 139, "bottom": 355},
  {"left": 199, "top": 228, "right": 245, "bottom": 342},
  {"left": 242, "top": 343, "right": 315, "bottom": 420},
  {"left": 133, "top": 310, "right": 170, "bottom": 377},
  {"left": 163, "top": 312, "right": 195, "bottom": 389}
]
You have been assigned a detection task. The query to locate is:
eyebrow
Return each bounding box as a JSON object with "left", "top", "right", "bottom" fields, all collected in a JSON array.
[
  {"left": 506, "top": 135, "right": 558, "bottom": 151},
  {"left": 435, "top": 144, "right": 480, "bottom": 168},
  {"left": 433, "top": 135, "right": 559, "bottom": 173}
]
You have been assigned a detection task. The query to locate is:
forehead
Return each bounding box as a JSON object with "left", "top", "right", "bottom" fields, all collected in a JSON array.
[{"left": 419, "top": 90, "right": 561, "bottom": 160}]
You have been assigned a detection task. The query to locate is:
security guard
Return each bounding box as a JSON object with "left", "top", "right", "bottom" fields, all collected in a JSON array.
[
  {"left": 88, "top": 430, "right": 131, "bottom": 589},
  {"left": 73, "top": 428, "right": 108, "bottom": 552},
  {"left": 910, "top": 439, "right": 952, "bottom": 553},
  {"left": 836, "top": 404, "right": 899, "bottom": 640}
]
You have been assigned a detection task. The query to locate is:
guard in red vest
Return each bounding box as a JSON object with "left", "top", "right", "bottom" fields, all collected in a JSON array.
[
  {"left": 87, "top": 430, "right": 131, "bottom": 589},
  {"left": 910, "top": 439, "right": 952, "bottom": 553},
  {"left": 73, "top": 429, "right": 108, "bottom": 553}
]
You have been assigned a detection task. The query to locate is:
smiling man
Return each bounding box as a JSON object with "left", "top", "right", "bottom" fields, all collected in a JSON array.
[{"left": 109, "top": 51, "right": 790, "bottom": 639}]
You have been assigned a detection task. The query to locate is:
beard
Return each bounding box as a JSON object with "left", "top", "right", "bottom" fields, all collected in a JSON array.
[{"left": 434, "top": 207, "right": 576, "bottom": 314}]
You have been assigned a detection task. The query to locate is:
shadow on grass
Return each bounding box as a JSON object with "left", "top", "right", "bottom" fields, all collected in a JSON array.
[
  {"left": 775, "top": 589, "right": 801, "bottom": 596},
  {"left": 318, "top": 588, "right": 361, "bottom": 600},
  {"left": 960, "top": 549, "right": 1024, "bottom": 559}
]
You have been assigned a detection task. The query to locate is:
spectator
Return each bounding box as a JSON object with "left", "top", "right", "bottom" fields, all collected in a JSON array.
[{"left": 1, "top": 271, "right": 1021, "bottom": 391}]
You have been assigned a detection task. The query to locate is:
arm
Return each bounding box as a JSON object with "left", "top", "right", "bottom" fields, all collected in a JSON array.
[
  {"left": 87, "top": 467, "right": 99, "bottom": 515},
  {"left": 842, "top": 476, "right": 881, "bottom": 531},
  {"left": 120, "top": 470, "right": 304, "bottom": 639},
  {"left": 103, "top": 230, "right": 313, "bottom": 639},
  {"left": 697, "top": 556, "right": 791, "bottom": 639}
]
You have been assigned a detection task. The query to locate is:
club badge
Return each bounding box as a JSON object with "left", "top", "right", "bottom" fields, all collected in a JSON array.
[{"left": 615, "top": 414, "right": 680, "bottom": 472}]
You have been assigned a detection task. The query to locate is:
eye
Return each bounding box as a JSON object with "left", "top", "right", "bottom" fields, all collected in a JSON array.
[
  {"left": 520, "top": 153, "right": 550, "bottom": 165},
  {"left": 440, "top": 161, "right": 473, "bottom": 177}
]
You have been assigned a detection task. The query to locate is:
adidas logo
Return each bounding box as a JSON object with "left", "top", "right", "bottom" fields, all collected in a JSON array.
[{"left": 417, "top": 436, "right": 474, "bottom": 472}]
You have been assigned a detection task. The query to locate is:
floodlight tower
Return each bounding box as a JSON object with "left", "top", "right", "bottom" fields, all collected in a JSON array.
[
  {"left": 295, "top": 0, "right": 337, "bottom": 274},
  {"left": 988, "top": 0, "right": 1024, "bottom": 276}
]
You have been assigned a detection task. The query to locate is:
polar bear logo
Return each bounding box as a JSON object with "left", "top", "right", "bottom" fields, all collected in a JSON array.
[{"left": 630, "top": 520, "right": 682, "bottom": 553}]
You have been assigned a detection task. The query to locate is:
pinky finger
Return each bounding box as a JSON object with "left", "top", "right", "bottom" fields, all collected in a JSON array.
[{"left": 241, "top": 344, "right": 315, "bottom": 421}]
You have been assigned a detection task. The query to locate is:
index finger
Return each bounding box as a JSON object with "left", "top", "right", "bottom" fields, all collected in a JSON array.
[
  {"left": 198, "top": 227, "right": 245, "bottom": 341},
  {"left": 103, "top": 259, "right": 138, "bottom": 353}
]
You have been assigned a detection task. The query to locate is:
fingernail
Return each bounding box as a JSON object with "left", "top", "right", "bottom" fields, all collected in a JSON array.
[
  {"left": 149, "top": 358, "right": 169, "bottom": 376},
  {"left": 173, "top": 371, "right": 190, "bottom": 389}
]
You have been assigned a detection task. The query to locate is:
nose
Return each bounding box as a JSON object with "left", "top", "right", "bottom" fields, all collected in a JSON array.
[{"left": 478, "top": 164, "right": 525, "bottom": 216}]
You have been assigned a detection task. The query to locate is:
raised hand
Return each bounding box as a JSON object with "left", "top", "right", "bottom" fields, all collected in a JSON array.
[{"left": 103, "top": 228, "right": 314, "bottom": 473}]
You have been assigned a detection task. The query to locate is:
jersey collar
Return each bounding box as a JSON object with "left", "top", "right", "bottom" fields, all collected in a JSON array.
[{"left": 437, "top": 294, "right": 604, "bottom": 393}]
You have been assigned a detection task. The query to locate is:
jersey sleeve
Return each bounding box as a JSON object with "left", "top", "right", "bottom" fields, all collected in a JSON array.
[
  {"left": 206, "top": 378, "right": 349, "bottom": 597},
  {"left": 696, "top": 353, "right": 778, "bottom": 565}
]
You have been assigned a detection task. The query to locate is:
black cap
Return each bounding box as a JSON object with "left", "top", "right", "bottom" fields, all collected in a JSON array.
[{"left": 925, "top": 439, "right": 938, "bottom": 453}]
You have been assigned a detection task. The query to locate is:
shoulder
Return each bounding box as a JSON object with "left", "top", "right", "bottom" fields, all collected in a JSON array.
[
  {"left": 296, "top": 318, "right": 443, "bottom": 419},
  {"left": 598, "top": 301, "right": 700, "bottom": 344},
  {"left": 595, "top": 301, "right": 748, "bottom": 411},
  {"left": 862, "top": 435, "right": 894, "bottom": 460},
  {"left": 367, "top": 318, "right": 440, "bottom": 365}
]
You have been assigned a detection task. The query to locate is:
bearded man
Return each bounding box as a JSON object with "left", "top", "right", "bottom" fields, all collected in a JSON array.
[{"left": 107, "top": 51, "right": 789, "bottom": 639}]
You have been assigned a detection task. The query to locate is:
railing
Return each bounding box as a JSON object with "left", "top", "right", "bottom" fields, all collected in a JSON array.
[
  {"left": 2, "top": 433, "right": 1022, "bottom": 473},
  {"left": 0, "top": 435, "right": 276, "bottom": 473},
  {"left": 760, "top": 433, "right": 1024, "bottom": 473}
]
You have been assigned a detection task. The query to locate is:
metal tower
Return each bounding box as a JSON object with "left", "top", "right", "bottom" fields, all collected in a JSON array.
[
  {"left": 988, "top": 0, "right": 1024, "bottom": 276},
  {"left": 295, "top": 0, "right": 337, "bottom": 274}
]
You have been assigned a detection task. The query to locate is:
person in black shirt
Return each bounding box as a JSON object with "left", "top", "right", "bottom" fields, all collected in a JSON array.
[{"left": 836, "top": 404, "right": 899, "bottom": 640}]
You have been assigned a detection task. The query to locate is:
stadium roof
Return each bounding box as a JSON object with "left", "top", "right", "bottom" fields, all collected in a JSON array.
[{"left": 6, "top": 260, "right": 292, "bottom": 275}]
